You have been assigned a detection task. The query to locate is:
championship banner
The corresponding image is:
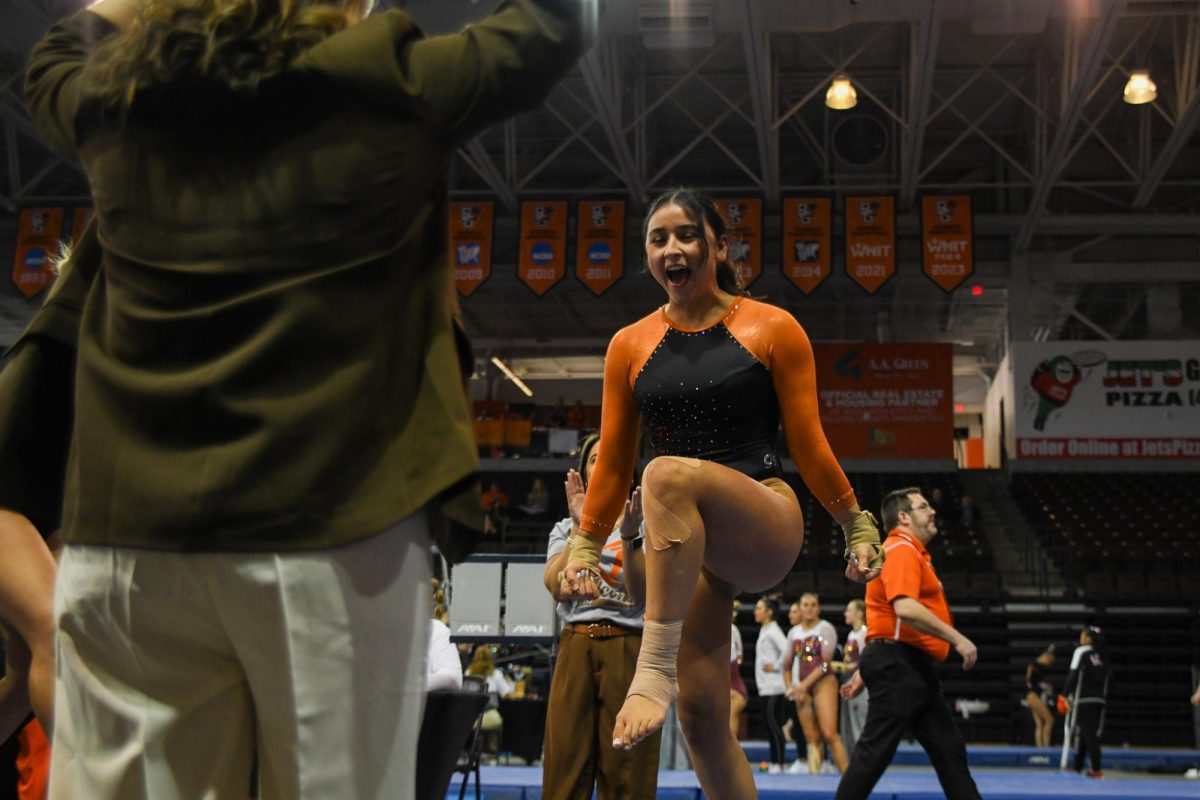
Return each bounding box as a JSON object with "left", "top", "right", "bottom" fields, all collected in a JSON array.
[
  {"left": 813, "top": 343, "right": 954, "bottom": 459},
  {"left": 576, "top": 199, "right": 624, "bottom": 296},
  {"left": 70, "top": 207, "right": 94, "bottom": 246},
  {"left": 921, "top": 194, "right": 973, "bottom": 292},
  {"left": 781, "top": 197, "right": 831, "bottom": 294},
  {"left": 1013, "top": 341, "right": 1200, "bottom": 459},
  {"left": 12, "top": 208, "right": 64, "bottom": 299},
  {"left": 715, "top": 198, "right": 762, "bottom": 287},
  {"left": 844, "top": 196, "right": 895, "bottom": 294},
  {"left": 449, "top": 201, "right": 494, "bottom": 297},
  {"left": 518, "top": 200, "right": 567, "bottom": 295}
]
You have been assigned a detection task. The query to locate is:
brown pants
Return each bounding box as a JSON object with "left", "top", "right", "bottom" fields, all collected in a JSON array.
[{"left": 542, "top": 627, "right": 662, "bottom": 799}]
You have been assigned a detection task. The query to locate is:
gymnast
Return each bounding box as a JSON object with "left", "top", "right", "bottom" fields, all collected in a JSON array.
[{"left": 562, "top": 188, "right": 883, "bottom": 798}]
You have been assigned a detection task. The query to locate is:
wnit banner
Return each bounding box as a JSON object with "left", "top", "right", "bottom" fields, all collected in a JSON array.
[{"left": 1013, "top": 341, "right": 1200, "bottom": 459}]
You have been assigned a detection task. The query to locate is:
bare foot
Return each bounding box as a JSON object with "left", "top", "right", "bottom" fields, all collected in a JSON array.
[{"left": 612, "top": 695, "right": 666, "bottom": 750}]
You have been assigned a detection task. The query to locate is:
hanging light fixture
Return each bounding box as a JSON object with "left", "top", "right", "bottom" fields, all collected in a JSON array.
[
  {"left": 491, "top": 356, "right": 534, "bottom": 397},
  {"left": 1123, "top": 70, "right": 1157, "bottom": 105},
  {"left": 825, "top": 74, "right": 858, "bottom": 110}
]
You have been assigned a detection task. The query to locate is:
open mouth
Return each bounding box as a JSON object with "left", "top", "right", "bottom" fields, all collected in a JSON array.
[{"left": 665, "top": 266, "right": 690, "bottom": 287}]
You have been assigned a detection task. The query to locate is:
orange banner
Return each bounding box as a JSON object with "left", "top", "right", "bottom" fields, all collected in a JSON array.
[
  {"left": 12, "top": 208, "right": 64, "bottom": 299},
  {"left": 519, "top": 201, "right": 567, "bottom": 295},
  {"left": 449, "top": 201, "right": 494, "bottom": 297},
  {"left": 921, "top": 194, "right": 973, "bottom": 292},
  {"left": 715, "top": 198, "right": 762, "bottom": 287},
  {"left": 814, "top": 343, "right": 954, "bottom": 459},
  {"left": 782, "top": 197, "right": 831, "bottom": 294},
  {"left": 576, "top": 199, "right": 624, "bottom": 296},
  {"left": 844, "top": 196, "right": 895, "bottom": 294},
  {"left": 70, "top": 208, "right": 94, "bottom": 246}
]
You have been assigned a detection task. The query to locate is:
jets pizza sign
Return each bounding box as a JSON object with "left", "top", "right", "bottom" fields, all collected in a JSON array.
[{"left": 1013, "top": 342, "right": 1200, "bottom": 459}]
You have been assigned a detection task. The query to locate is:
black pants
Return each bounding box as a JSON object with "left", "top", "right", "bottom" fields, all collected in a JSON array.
[
  {"left": 835, "top": 641, "right": 981, "bottom": 800},
  {"left": 761, "top": 694, "right": 790, "bottom": 766},
  {"left": 1072, "top": 703, "right": 1103, "bottom": 772}
]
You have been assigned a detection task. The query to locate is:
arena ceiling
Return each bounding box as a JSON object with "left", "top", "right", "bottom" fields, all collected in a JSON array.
[{"left": 2, "top": 0, "right": 1200, "bottom": 408}]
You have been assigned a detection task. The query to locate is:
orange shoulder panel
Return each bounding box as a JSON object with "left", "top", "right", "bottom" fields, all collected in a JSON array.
[
  {"left": 726, "top": 300, "right": 855, "bottom": 515},
  {"left": 579, "top": 311, "right": 665, "bottom": 537}
]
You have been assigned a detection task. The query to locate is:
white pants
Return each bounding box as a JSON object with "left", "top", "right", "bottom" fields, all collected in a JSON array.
[{"left": 50, "top": 514, "right": 431, "bottom": 800}]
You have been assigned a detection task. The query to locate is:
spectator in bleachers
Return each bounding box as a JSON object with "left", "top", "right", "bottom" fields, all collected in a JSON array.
[
  {"left": 517, "top": 478, "right": 550, "bottom": 517},
  {"left": 959, "top": 495, "right": 982, "bottom": 529},
  {"left": 1063, "top": 627, "right": 1109, "bottom": 779},
  {"left": 482, "top": 481, "right": 510, "bottom": 535},
  {"left": 784, "top": 593, "right": 847, "bottom": 775},
  {"left": 1024, "top": 644, "right": 1056, "bottom": 747},
  {"left": 835, "top": 487, "right": 981, "bottom": 800},
  {"left": 839, "top": 599, "right": 869, "bottom": 755}
]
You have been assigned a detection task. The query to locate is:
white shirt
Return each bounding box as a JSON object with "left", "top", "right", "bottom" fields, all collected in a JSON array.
[
  {"left": 731, "top": 623, "right": 743, "bottom": 664},
  {"left": 426, "top": 619, "right": 463, "bottom": 691},
  {"left": 844, "top": 625, "right": 868, "bottom": 672},
  {"left": 755, "top": 621, "right": 788, "bottom": 696}
]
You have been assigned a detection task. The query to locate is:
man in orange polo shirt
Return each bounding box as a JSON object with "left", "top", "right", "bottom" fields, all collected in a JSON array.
[{"left": 834, "top": 487, "right": 981, "bottom": 800}]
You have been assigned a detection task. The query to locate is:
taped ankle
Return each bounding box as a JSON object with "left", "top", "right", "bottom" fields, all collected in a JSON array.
[{"left": 625, "top": 618, "right": 683, "bottom": 708}]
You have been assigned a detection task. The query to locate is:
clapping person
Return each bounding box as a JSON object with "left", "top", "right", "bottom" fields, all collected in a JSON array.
[{"left": 542, "top": 434, "right": 659, "bottom": 799}]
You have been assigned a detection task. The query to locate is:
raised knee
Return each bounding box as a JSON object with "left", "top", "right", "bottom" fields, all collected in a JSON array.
[{"left": 641, "top": 456, "right": 695, "bottom": 500}]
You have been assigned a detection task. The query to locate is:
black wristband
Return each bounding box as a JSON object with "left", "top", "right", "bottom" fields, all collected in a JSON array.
[{"left": 622, "top": 535, "right": 644, "bottom": 551}]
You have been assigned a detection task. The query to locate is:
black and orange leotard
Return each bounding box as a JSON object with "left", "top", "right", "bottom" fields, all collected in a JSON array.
[{"left": 580, "top": 297, "right": 856, "bottom": 537}]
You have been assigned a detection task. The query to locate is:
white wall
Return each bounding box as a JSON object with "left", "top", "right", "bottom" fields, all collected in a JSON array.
[{"left": 983, "top": 351, "right": 1014, "bottom": 468}]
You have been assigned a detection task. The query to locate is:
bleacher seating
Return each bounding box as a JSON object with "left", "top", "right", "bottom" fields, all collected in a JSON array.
[{"left": 1010, "top": 472, "right": 1200, "bottom": 602}]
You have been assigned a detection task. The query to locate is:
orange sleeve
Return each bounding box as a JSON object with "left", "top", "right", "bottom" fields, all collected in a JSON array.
[
  {"left": 766, "top": 312, "right": 856, "bottom": 515},
  {"left": 579, "top": 327, "right": 644, "bottom": 538}
]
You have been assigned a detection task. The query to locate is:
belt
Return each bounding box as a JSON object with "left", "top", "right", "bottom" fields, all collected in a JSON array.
[
  {"left": 565, "top": 622, "right": 640, "bottom": 639},
  {"left": 870, "top": 638, "right": 936, "bottom": 663}
]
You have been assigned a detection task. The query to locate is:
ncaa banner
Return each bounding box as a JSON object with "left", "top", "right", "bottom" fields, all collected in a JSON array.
[
  {"left": 576, "top": 199, "right": 624, "bottom": 296},
  {"left": 921, "top": 194, "right": 973, "bottom": 292},
  {"left": 813, "top": 342, "right": 954, "bottom": 459},
  {"left": 449, "top": 201, "right": 494, "bottom": 297},
  {"left": 715, "top": 198, "right": 762, "bottom": 287},
  {"left": 1013, "top": 341, "right": 1200, "bottom": 459},
  {"left": 70, "top": 208, "right": 94, "bottom": 247},
  {"left": 519, "top": 200, "right": 567, "bottom": 295},
  {"left": 13, "top": 208, "right": 64, "bottom": 299},
  {"left": 844, "top": 196, "right": 896, "bottom": 294},
  {"left": 781, "top": 197, "right": 831, "bottom": 294}
]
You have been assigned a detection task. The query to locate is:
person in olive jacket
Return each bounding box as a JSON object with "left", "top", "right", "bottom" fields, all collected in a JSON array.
[{"left": 23, "top": 0, "right": 586, "bottom": 796}]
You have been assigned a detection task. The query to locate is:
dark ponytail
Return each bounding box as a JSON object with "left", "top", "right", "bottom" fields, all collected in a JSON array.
[{"left": 642, "top": 188, "right": 749, "bottom": 297}]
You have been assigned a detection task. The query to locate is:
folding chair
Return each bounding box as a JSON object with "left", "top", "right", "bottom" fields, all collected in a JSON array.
[{"left": 415, "top": 677, "right": 489, "bottom": 800}]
